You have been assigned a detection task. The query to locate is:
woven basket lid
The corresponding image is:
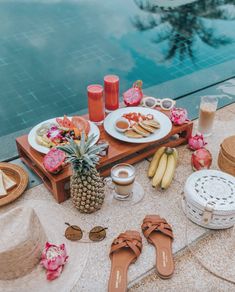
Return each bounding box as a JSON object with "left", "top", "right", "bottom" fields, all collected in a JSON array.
[
  {"left": 0, "top": 162, "right": 28, "bottom": 207},
  {"left": 0, "top": 206, "right": 47, "bottom": 280},
  {"left": 184, "top": 170, "right": 235, "bottom": 215},
  {"left": 221, "top": 135, "right": 235, "bottom": 163}
]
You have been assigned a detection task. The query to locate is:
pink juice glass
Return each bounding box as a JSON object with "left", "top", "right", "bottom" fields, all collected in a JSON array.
[
  {"left": 87, "top": 84, "right": 105, "bottom": 125},
  {"left": 104, "top": 75, "right": 119, "bottom": 112}
]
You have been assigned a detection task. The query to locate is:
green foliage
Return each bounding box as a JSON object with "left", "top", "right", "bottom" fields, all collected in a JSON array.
[{"left": 57, "top": 133, "right": 105, "bottom": 173}]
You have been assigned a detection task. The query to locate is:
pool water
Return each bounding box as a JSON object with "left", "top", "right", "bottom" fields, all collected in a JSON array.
[{"left": 0, "top": 0, "right": 235, "bottom": 137}]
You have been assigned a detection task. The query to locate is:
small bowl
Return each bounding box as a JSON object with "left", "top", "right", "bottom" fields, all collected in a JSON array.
[{"left": 115, "top": 118, "right": 130, "bottom": 133}]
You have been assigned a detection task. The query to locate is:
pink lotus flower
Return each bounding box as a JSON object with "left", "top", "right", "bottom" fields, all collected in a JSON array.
[
  {"left": 46, "top": 266, "right": 63, "bottom": 281},
  {"left": 188, "top": 133, "right": 207, "bottom": 151},
  {"left": 41, "top": 242, "right": 68, "bottom": 281},
  {"left": 170, "top": 107, "right": 189, "bottom": 125}
]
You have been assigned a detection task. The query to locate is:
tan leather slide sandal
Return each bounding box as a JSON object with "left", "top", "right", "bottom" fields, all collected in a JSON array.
[
  {"left": 142, "top": 215, "right": 174, "bottom": 279},
  {"left": 108, "top": 230, "right": 142, "bottom": 292}
]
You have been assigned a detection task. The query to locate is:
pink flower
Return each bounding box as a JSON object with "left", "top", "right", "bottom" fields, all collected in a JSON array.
[
  {"left": 188, "top": 133, "right": 207, "bottom": 150},
  {"left": 170, "top": 107, "right": 189, "bottom": 125},
  {"left": 46, "top": 266, "right": 63, "bottom": 281},
  {"left": 40, "top": 242, "right": 68, "bottom": 281}
]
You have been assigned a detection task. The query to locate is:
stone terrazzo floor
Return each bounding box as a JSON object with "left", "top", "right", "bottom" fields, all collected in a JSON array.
[
  {"left": 130, "top": 227, "right": 235, "bottom": 292},
  {"left": 0, "top": 104, "right": 235, "bottom": 291},
  {"left": 128, "top": 103, "right": 235, "bottom": 291}
]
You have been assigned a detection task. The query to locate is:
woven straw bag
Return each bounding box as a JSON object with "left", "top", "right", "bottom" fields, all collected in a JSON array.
[
  {"left": 218, "top": 135, "right": 235, "bottom": 176},
  {"left": 182, "top": 170, "right": 235, "bottom": 229}
]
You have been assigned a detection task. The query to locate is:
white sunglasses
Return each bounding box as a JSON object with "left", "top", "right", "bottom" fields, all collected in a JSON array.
[{"left": 141, "top": 96, "right": 176, "bottom": 110}]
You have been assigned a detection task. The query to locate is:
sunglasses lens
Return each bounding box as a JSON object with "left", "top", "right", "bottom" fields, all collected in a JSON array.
[
  {"left": 89, "top": 226, "right": 106, "bottom": 242},
  {"left": 145, "top": 99, "right": 156, "bottom": 107},
  {"left": 162, "top": 100, "right": 174, "bottom": 109},
  {"left": 65, "top": 225, "right": 83, "bottom": 241}
]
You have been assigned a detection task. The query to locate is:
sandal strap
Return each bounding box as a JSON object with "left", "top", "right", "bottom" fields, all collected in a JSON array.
[
  {"left": 141, "top": 215, "right": 174, "bottom": 242},
  {"left": 110, "top": 230, "right": 142, "bottom": 260}
]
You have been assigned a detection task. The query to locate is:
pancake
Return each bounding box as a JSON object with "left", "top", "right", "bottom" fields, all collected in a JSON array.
[
  {"left": 142, "top": 119, "right": 160, "bottom": 129},
  {"left": 139, "top": 121, "right": 155, "bottom": 133},
  {"left": 125, "top": 130, "right": 143, "bottom": 138},
  {"left": 132, "top": 124, "right": 150, "bottom": 137}
]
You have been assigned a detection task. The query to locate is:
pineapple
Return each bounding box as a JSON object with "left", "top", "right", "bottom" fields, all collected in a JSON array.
[{"left": 58, "top": 133, "right": 105, "bottom": 213}]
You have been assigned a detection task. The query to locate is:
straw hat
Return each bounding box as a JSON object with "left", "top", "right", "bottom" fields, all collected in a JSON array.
[
  {"left": 0, "top": 199, "right": 90, "bottom": 292},
  {"left": 0, "top": 206, "right": 47, "bottom": 280}
]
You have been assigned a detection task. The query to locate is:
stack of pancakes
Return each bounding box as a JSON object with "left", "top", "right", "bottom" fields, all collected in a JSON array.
[{"left": 125, "top": 119, "right": 160, "bottom": 138}]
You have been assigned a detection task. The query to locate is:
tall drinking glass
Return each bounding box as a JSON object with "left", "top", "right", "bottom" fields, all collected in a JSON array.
[
  {"left": 198, "top": 96, "right": 218, "bottom": 137},
  {"left": 104, "top": 75, "right": 119, "bottom": 112},
  {"left": 87, "top": 84, "right": 105, "bottom": 125}
]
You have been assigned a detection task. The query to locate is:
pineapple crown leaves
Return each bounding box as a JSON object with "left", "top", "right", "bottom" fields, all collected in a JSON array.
[{"left": 57, "top": 132, "right": 106, "bottom": 172}]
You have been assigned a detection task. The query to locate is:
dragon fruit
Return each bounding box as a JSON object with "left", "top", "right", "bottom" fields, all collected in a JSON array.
[
  {"left": 123, "top": 80, "right": 143, "bottom": 106},
  {"left": 40, "top": 242, "right": 68, "bottom": 281},
  {"left": 191, "top": 148, "right": 212, "bottom": 171},
  {"left": 43, "top": 148, "right": 66, "bottom": 174},
  {"left": 170, "top": 107, "right": 189, "bottom": 125},
  {"left": 188, "top": 133, "right": 207, "bottom": 151}
]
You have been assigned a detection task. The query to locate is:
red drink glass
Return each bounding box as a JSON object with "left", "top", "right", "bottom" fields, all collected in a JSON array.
[
  {"left": 87, "top": 84, "right": 105, "bottom": 125},
  {"left": 104, "top": 75, "right": 119, "bottom": 112}
]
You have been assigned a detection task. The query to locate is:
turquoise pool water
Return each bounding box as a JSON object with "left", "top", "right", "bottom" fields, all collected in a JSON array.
[{"left": 0, "top": 0, "right": 235, "bottom": 137}]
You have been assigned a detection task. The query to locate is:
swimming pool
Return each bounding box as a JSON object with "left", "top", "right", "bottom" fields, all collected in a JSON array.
[{"left": 0, "top": 0, "right": 235, "bottom": 139}]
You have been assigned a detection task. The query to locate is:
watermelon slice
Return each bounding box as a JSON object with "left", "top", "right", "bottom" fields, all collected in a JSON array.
[{"left": 56, "top": 115, "right": 74, "bottom": 129}]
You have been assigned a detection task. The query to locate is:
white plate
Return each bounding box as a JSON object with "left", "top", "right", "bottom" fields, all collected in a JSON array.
[
  {"left": 104, "top": 107, "right": 172, "bottom": 143},
  {"left": 28, "top": 117, "right": 100, "bottom": 154}
]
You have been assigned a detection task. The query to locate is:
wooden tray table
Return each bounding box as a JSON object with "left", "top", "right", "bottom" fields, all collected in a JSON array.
[{"left": 16, "top": 110, "right": 193, "bottom": 203}]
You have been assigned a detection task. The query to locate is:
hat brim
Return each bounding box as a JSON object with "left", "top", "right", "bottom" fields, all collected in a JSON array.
[{"left": 0, "top": 199, "right": 90, "bottom": 292}]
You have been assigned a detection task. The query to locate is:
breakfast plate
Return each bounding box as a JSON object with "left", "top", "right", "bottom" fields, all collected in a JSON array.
[
  {"left": 28, "top": 117, "right": 100, "bottom": 154},
  {"left": 104, "top": 107, "right": 172, "bottom": 143}
]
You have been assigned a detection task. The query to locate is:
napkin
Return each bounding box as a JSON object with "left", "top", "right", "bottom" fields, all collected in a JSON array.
[{"left": 0, "top": 170, "right": 17, "bottom": 196}]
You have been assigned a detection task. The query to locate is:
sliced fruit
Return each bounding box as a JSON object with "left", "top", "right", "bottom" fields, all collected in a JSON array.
[
  {"left": 139, "top": 121, "right": 155, "bottom": 133},
  {"left": 148, "top": 147, "right": 166, "bottom": 178},
  {"left": 125, "top": 130, "right": 143, "bottom": 138},
  {"left": 36, "top": 123, "right": 52, "bottom": 137},
  {"left": 143, "top": 120, "right": 160, "bottom": 129},
  {"left": 72, "top": 116, "right": 90, "bottom": 135},
  {"left": 161, "top": 152, "right": 177, "bottom": 190},
  {"left": 133, "top": 124, "right": 150, "bottom": 137},
  {"left": 72, "top": 127, "right": 80, "bottom": 138},
  {"left": 36, "top": 135, "right": 54, "bottom": 148},
  {"left": 63, "top": 115, "right": 75, "bottom": 129},
  {"left": 43, "top": 148, "right": 66, "bottom": 174},
  {"left": 56, "top": 117, "right": 64, "bottom": 126},
  {"left": 56, "top": 115, "right": 75, "bottom": 129},
  {"left": 152, "top": 153, "right": 168, "bottom": 187}
]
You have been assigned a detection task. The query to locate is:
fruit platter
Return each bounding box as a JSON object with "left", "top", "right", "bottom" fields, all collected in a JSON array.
[
  {"left": 104, "top": 107, "right": 172, "bottom": 143},
  {"left": 28, "top": 115, "right": 100, "bottom": 154}
]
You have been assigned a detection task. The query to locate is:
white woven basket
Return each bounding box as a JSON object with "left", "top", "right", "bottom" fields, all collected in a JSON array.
[{"left": 182, "top": 170, "right": 235, "bottom": 229}]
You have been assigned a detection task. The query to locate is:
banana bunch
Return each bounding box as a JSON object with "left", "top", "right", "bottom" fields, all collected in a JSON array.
[{"left": 148, "top": 147, "right": 178, "bottom": 189}]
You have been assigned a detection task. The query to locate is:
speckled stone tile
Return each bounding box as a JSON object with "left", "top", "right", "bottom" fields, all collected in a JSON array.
[
  {"left": 225, "top": 102, "right": 235, "bottom": 114},
  {"left": 130, "top": 228, "right": 235, "bottom": 292},
  {"left": 1, "top": 105, "right": 235, "bottom": 292}
]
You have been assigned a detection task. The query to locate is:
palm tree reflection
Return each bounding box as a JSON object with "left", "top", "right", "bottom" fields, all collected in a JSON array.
[{"left": 133, "top": 0, "right": 235, "bottom": 60}]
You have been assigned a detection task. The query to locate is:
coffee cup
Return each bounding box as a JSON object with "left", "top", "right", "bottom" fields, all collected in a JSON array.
[{"left": 110, "top": 164, "right": 135, "bottom": 200}]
